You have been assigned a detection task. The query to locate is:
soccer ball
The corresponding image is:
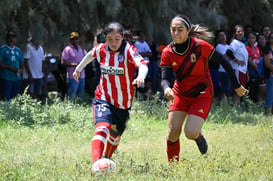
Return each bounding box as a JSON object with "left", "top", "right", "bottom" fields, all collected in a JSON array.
[{"left": 91, "top": 158, "right": 116, "bottom": 175}]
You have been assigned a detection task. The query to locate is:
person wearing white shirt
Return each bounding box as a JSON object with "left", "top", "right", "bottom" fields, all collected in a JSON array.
[
  {"left": 215, "top": 30, "right": 232, "bottom": 99},
  {"left": 134, "top": 31, "right": 152, "bottom": 64},
  {"left": 225, "top": 25, "right": 248, "bottom": 105},
  {"left": 23, "top": 37, "right": 45, "bottom": 99}
]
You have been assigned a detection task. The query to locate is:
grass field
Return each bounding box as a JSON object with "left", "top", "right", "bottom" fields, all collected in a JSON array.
[{"left": 0, "top": 95, "right": 272, "bottom": 180}]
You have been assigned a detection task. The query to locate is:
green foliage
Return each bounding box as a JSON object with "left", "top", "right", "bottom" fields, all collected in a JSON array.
[
  {"left": 1, "top": 0, "right": 273, "bottom": 53},
  {"left": 208, "top": 97, "right": 267, "bottom": 125},
  {"left": 0, "top": 94, "right": 92, "bottom": 130},
  {"left": 0, "top": 95, "right": 272, "bottom": 180},
  {"left": 132, "top": 93, "right": 169, "bottom": 121}
]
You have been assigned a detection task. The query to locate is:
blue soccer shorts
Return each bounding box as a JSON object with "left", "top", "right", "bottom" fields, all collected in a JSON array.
[{"left": 93, "top": 99, "right": 130, "bottom": 135}]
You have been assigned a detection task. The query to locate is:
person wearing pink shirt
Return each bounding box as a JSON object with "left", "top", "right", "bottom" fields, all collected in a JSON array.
[{"left": 61, "top": 32, "right": 85, "bottom": 99}]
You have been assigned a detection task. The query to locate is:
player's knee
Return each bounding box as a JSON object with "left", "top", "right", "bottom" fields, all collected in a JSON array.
[
  {"left": 184, "top": 129, "right": 199, "bottom": 140},
  {"left": 110, "top": 125, "right": 121, "bottom": 136},
  {"left": 169, "top": 126, "right": 181, "bottom": 134}
]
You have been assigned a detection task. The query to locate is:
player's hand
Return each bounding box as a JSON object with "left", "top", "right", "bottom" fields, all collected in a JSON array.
[
  {"left": 236, "top": 59, "right": 245, "bottom": 66},
  {"left": 234, "top": 85, "right": 249, "bottom": 97},
  {"left": 164, "top": 87, "right": 174, "bottom": 101},
  {"left": 10, "top": 66, "right": 19, "bottom": 73},
  {"left": 73, "top": 71, "right": 80, "bottom": 82},
  {"left": 132, "top": 78, "right": 145, "bottom": 88},
  {"left": 28, "top": 75, "right": 34, "bottom": 82}
]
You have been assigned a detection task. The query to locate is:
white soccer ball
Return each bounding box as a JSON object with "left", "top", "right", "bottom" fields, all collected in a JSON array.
[{"left": 91, "top": 158, "right": 116, "bottom": 175}]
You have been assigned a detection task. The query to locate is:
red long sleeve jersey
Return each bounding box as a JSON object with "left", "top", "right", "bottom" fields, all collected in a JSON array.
[
  {"left": 91, "top": 41, "right": 146, "bottom": 109},
  {"left": 160, "top": 37, "right": 215, "bottom": 98}
]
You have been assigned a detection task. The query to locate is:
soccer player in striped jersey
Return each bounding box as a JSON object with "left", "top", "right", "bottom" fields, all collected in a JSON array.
[
  {"left": 160, "top": 14, "right": 248, "bottom": 162},
  {"left": 73, "top": 22, "right": 148, "bottom": 165}
]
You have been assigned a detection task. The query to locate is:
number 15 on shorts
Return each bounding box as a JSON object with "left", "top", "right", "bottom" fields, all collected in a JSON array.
[{"left": 97, "top": 103, "right": 107, "bottom": 112}]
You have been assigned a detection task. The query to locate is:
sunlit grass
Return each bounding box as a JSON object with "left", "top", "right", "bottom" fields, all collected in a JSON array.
[{"left": 0, "top": 95, "right": 272, "bottom": 180}]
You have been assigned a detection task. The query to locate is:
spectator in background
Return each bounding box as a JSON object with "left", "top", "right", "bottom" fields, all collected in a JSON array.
[
  {"left": 209, "top": 30, "right": 222, "bottom": 103},
  {"left": 258, "top": 34, "right": 267, "bottom": 57},
  {"left": 246, "top": 31, "right": 261, "bottom": 103},
  {"left": 134, "top": 31, "right": 152, "bottom": 99},
  {"left": 0, "top": 31, "right": 24, "bottom": 101},
  {"left": 96, "top": 33, "right": 105, "bottom": 46},
  {"left": 84, "top": 32, "right": 103, "bottom": 98},
  {"left": 158, "top": 42, "right": 166, "bottom": 56},
  {"left": 94, "top": 33, "right": 104, "bottom": 87},
  {"left": 22, "top": 35, "right": 45, "bottom": 99},
  {"left": 134, "top": 31, "right": 152, "bottom": 64},
  {"left": 215, "top": 30, "right": 232, "bottom": 100},
  {"left": 61, "top": 32, "right": 85, "bottom": 99},
  {"left": 263, "top": 32, "right": 273, "bottom": 115},
  {"left": 261, "top": 26, "right": 271, "bottom": 43},
  {"left": 242, "top": 24, "right": 254, "bottom": 45},
  {"left": 225, "top": 25, "right": 249, "bottom": 105},
  {"left": 82, "top": 30, "right": 95, "bottom": 98},
  {"left": 208, "top": 51, "right": 221, "bottom": 102},
  {"left": 124, "top": 30, "right": 134, "bottom": 45},
  {"left": 257, "top": 34, "right": 267, "bottom": 103},
  {"left": 158, "top": 41, "right": 173, "bottom": 100},
  {"left": 148, "top": 39, "right": 159, "bottom": 94}
]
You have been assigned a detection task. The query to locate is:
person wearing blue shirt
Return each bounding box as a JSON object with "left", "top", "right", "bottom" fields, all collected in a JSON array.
[{"left": 0, "top": 31, "right": 24, "bottom": 101}]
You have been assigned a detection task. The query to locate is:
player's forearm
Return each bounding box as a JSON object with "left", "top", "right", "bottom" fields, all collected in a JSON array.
[
  {"left": 0, "top": 62, "right": 17, "bottom": 72},
  {"left": 62, "top": 60, "right": 78, "bottom": 67},
  {"left": 161, "top": 67, "right": 172, "bottom": 91},
  {"left": 212, "top": 51, "right": 241, "bottom": 89},
  {"left": 75, "top": 51, "right": 95, "bottom": 72},
  {"left": 24, "top": 60, "right": 32, "bottom": 77},
  {"left": 137, "top": 64, "right": 148, "bottom": 79}
]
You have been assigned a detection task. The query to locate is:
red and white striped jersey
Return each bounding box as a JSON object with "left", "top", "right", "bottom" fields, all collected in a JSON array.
[{"left": 91, "top": 40, "right": 146, "bottom": 109}]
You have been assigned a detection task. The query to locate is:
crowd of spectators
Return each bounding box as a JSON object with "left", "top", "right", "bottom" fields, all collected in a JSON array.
[{"left": 0, "top": 24, "right": 272, "bottom": 115}]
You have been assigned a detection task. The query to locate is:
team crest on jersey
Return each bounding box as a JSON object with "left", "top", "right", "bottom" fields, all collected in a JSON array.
[
  {"left": 118, "top": 54, "right": 125, "bottom": 63},
  {"left": 172, "top": 62, "right": 177, "bottom": 66},
  {"left": 190, "top": 53, "right": 196, "bottom": 63}
]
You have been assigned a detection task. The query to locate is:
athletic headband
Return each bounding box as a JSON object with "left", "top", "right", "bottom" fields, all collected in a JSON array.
[{"left": 174, "top": 17, "right": 191, "bottom": 29}]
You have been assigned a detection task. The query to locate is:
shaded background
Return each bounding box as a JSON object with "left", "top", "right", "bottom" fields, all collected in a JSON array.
[{"left": 0, "top": 0, "right": 273, "bottom": 55}]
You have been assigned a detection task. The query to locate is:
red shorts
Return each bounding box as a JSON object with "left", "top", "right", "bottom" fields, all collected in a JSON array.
[
  {"left": 234, "top": 70, "right": 247, "bottom": 87},
  {"left": 169, "top": 92, "right": 212, "bottom": 120}
]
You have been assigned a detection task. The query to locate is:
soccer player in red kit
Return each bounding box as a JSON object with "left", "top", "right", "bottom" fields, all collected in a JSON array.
[
  {"left": 73, "top": 22, "right": 148, "bottom": 166},
  {"left": 160, "top": 14, "right": 248, "bottom": 162}
]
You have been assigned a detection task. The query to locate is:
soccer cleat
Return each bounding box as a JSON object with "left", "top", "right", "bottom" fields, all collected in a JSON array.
[{"left": 195, "top": 133, "right": 208, "bottom": 154}]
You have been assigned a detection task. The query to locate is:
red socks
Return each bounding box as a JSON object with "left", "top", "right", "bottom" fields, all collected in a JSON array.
[
  {"left": 104, "top": 133, "right": 121, "bottom": 158},
  {"left": 195, "top": 132, "right": 202, "bottom": 141},
  {"left": 91, "top": 122, "right": 111, "bottom": 162},
  {"left": 166, "top": 139, "right": 180, "bottom": 162}
]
